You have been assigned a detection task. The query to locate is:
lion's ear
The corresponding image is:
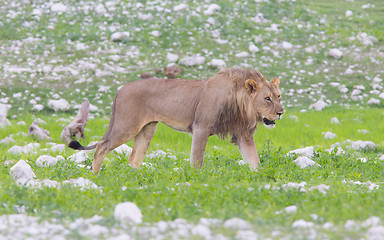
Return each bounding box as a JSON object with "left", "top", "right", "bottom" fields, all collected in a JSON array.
[
  {"left": 245, "top": 79, "right": 261, "bottom": 95},
  {"left": 272, "top": 78, "right": 280, "bottom": 88}
]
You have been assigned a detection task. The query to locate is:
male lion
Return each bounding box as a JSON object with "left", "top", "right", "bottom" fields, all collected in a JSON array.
[{"left": 69, "top": 68, "right": 284, "bottom": 173}]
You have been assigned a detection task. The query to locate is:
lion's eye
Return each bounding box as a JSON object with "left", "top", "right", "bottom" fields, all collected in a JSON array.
[
  {"left": 265, "top": 97, "right": 272, "bottom": 102},
  {"left": 278, "top": 95, "right": 281, "bottom": 99}
]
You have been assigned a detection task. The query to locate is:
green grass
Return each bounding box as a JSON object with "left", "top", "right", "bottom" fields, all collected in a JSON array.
[
  {"left": 1, "top": 108, "right": 384, "bottom": 232},
  {"left": 1, "top": 0, "right": 384, "bottom": 238}
]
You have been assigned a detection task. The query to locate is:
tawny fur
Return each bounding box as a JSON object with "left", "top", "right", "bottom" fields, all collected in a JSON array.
[{"left": 68, "top": 67, "right": 284, "bottom": 174}]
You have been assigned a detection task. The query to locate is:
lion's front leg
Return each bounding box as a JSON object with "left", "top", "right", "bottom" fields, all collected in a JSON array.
[
  {"left": 238, "top": 135, "right": 260, "bottom": 170},
  {"left": 190, "top": 128, "right": 210, "bottom": 169}
]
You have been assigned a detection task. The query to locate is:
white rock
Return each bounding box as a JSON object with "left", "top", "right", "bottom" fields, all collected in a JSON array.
[
  {"left": 330, "top": 117, "right": 340, "bottom": 124},
  {"left": 288, "top": 146, "right": 314, "bottom": 157},
  {"left": 191, "top": 224, "right": 211, "bottom": 238},
  {"left": 8, "top": 143, "right": 40, "bottom": 155},
  {"left": 0, "top": 103, "right": 11, "bottom": 127},
  {"left": 281, "top": 41, "right": 293, "bottom": 50},
  {"left": 113, "top": 144, "right": 133, "bottom": 155},
  {"left": 308, "top": 184, "right": 329, "bottom": 194},
  {"left": 111, "top": 32, "right": 130, "bottom": 42},
  {"left": 173, "top": 3, "right": 188, "bottom": 12},
  {"left": 204, "top": 4, "right": 221, "bottom": 16},
  {"left": 166, "top": 53, "right": 179, "bottom": 63},
  {"left": 363, "top": 216, "right": 381, "bottom": 227},
  {"left": 292, "top": 219, "right": 314, "bottom": 228},
  {"left": 345, "top": 10, "right": 353, "bottom": 17},
  {"left": 345, "top": 220, "right": 357, "bottom": 230},
  {"left": 51, "top": 3, "right": 67, "bottom": 13},
  {"left": 48, "top": 99, "right": 69, "bottom": 112},
  {"left": 323, "top": 131, "right": 337, "bottom": 139},
  {"left": 62, "top": 177, "right": 98, "bottom": 190},
  {"left": 368, "top": 98, "right": 380, "bottom": 105},
  {"left": 236, "top": 230, "right": 258, "bottom": 240},
  {"left": 114, "top": 202, "right": 143, "bottom": 224},
  {"left": 309, "top": 99, "right": 327, "bottom": 111},
  {"left": 367, "top": 226, "right": 384, "bottom": 240},
  {"left": 0, "top": 136, "right": 15, "bottom": 144},
  {"left": 36, "top": 155, "right": 58, "bottom": 167},
  {"left": 373, "top": 76, "right": 382, "bottom": 83},
  {"left": 284, "top": 205, "right": 297, "bottom": 214},
  {"left": 329, "top": 48, "right": 343, "bottom": 59},
  {"left": 351, "top": 140, "right": 376, "bottom": 150},
  {"left": 223, "top": 218, "right": 251, "bottom": 230},
  {"left": 137, "top": 13, "right": 153, "bottom": 21},
  {"left": 150, "top": 30, "right": 161, "bottom": 37},
  {"left": 249, "top": 44, "right": 259, "bottom": 53},
  {"left": 235, "top": 51, "right": 249, "bottom": 58},
  {"left": 293, "top": 156, "right": 320, "bottom": 168},
  {"left": 51, "top": 144, "right": 65, "bottom": 152},
  {"left": 109, "top": 55, "right": 120, "bottom": 62},
  {"left": 210, "top": 59, "right": 226, "bottom": 68},
  {"left": 179, "top": 55, "right": 205, "bottom": 66},
  {"left": 32, "top": 104, "right": 44, "bottom": 111},
  {"left": 68, "top": 151, "right": 89, "bottom": 164},
  {"left": 10, "top": 160, "right": 36, "bottom": 182}
]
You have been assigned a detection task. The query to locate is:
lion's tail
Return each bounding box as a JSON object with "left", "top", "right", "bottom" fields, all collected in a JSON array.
[{"left": 68, "top": 140, "right": 97, "bottom": 150}]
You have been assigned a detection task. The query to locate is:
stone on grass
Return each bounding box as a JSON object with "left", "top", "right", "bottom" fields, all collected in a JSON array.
[
  {"left": 191, "top": 224, "right": 211, "bottom": 238},
  {"left": 323, "top": 131, "right": 337, "bottom": 139},
  {"left": 292, "top": 219, "right": 314, "bottom": 228},
  {"left": 68, "top": 151, "right": 89, "bottom": 164},
  {"left": 48, "top": 99, "right": 69, "bottom": 112},
  {"left": 10, "top": 160, "right": 36, "bottom": 183},
  {"left": 0, "top": 103, "right": 11, "bottom": 127},
  {"left": 249, "top": 44, "right": 259, "bottom": 53},
  {"left": 223, "top": 217, "right": 251, "bottom": 230},
  {"left": 111, "top": 32, "right": 130, "bottom": 42},
  {"left": 284, "top": 205, "right": 297, "bottom": 214},
  {"left": 309, "top": 99, "right": 327, "bottom": 111},
  {"left": 51, "top": 144, "right": 65, "bottom": 152},
  {"left": 345, "top": 10, "right": 353, "bottom": 17},
  {"left": 173, "top": 3, "right": 188, "bottom": 12},
  {"left": 329, "top": 49, "right": 343, "bottom": 59},
  {"left": 35, "top": 155, "right": 58, "bottom": 167},
  {"left": 330, "top": 117, "right": 340, "bottom": 124},
  {"left": 8, "top": 143, "right": 40, "bottom": 155},
  {"left": 204, "top": 4, "right": 221, "bottom": 16},
  {"left": 351, "top": 140, "right": 376, "bottom": 150},
  {"left": 62, "top": 177, "right": 98, "bottom": 190},
  {"left": 293, "top": 156, "right": 320, "bottom": 168},
  {"left": 363, "top": 216, "right": 381, "bottom": 227},
  {"left": 368, "top": 98, "right": 380, "bottom": 105},
  {"left": 288, "top": 146, "right": 314, "bottom": 157},
  {"left": 113, "top": 144, "right": 133, "bottom": 155},
  {"left": 308, "top": 184, "right": 330, "bottom": 194},
  {"left": 367, "top": 226, "right": 384, "bottom": 240},
  {"left": 166, "top": 53, "right": 179, "bottom": 63},
  {"left": 179, "top": 55, "right": 205, "bottom": 66},
  {"left": 210, "top": 59, "right": 226, "bottom": 68},
  {"left": 114, "top": 202, "right": 143, "bottom": 224},
  {"left": 236, "top": 230, "right": 258, "bottom": 240},
  {"left": 51, "top": 3, "right": 67, "bottom": 13}
]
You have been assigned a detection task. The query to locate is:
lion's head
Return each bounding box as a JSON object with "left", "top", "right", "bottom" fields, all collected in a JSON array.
[
  {"left": 212, "top": 68, "right": 284, "bottom": 139},
  {"left": 244, "top": 77, "right": 284, "bottom": 128}
]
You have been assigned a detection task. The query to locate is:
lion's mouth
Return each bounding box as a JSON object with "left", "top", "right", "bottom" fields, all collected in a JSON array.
[{"left": 263, "top": 118, "right": 275, "bottom": 126}]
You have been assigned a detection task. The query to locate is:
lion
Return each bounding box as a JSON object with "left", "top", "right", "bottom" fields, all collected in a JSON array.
[{"left": 69, "top": 67, "right": 284, "bottom": 173}]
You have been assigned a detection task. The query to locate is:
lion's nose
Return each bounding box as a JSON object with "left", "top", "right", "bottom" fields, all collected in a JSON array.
[{"left": 276, "top": 111, "right": 284, "bottom": 116}]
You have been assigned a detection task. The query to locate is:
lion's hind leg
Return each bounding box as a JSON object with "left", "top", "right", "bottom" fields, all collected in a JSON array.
[
  {"left": 129, "top": 122, "right": 158, "bottom": 169},
  {"left": 91, "top": 127, "right": 141, "bottom": 173}
]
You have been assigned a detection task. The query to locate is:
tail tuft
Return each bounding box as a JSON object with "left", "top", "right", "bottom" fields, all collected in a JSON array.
[{"left": 68, "top": 140, "right": 83, "bottom": 150}]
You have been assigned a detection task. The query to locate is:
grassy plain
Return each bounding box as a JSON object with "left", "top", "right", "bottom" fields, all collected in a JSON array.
[{"left": 1, "top": 0, "right": 384, "bottom": 238}]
